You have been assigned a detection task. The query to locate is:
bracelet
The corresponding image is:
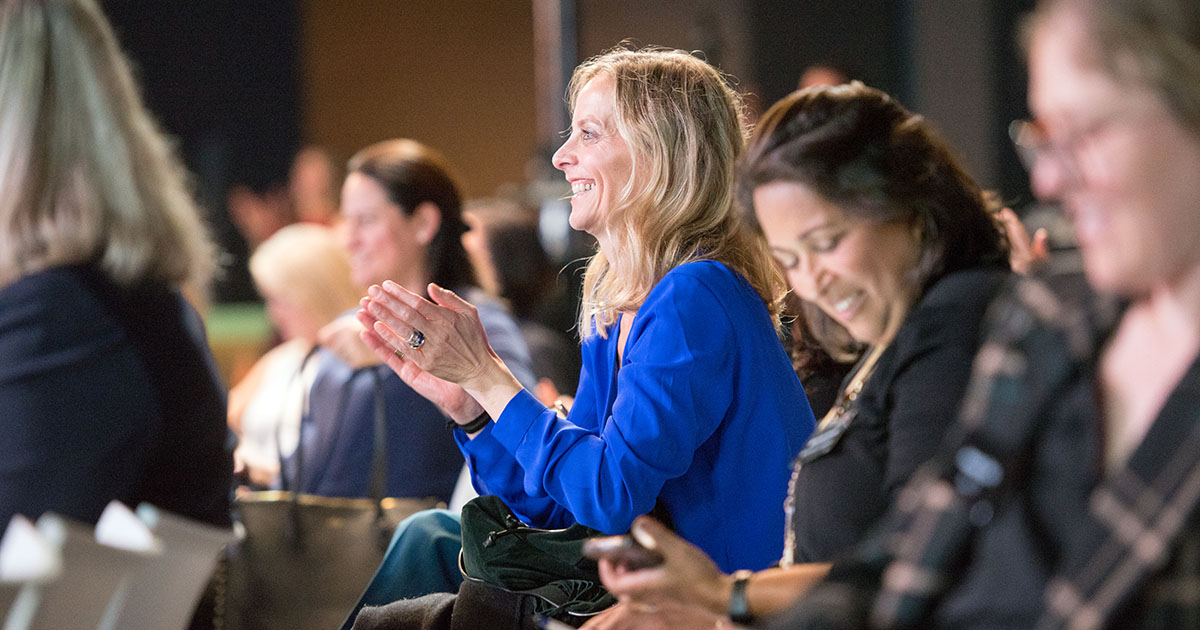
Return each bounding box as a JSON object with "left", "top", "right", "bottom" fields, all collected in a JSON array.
[
  {"left": 446, "top": 411, "right": 491, "bottom": 434},
  {"left": 728, "top": 569, "right": 754, "bottom": 625}
]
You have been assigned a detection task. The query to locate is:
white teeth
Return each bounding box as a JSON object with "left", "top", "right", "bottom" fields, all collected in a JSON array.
[
  {"left": 571, "top": 182, "right": 595, "bottom": 196},
  {"left": 833, "top": 293, "right": 860, "bottom": 314}
]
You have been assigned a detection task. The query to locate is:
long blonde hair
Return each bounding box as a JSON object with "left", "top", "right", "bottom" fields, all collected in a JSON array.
[
  {"left": 0, "top": 0, "right": 214, "bottom": 294},
  {"left": 570, "top": 46, "right": 786, "bottom": 337}
]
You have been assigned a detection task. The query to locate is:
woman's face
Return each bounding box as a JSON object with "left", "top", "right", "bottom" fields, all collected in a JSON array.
[
  {"left": 552, "top": 74, "right": 634, "bottom": 239},
  {"left": 259, "top": 284, "right": 320, "bottom": 342},
  {"left": 340, "top": 172, "right": 425, "bottom": 289},
  {"left": 1028, "top": 10, "right": 1200, "bottom": 296},
  {"left": 754, "top": 181, "right": 922, "bottom": 346}
]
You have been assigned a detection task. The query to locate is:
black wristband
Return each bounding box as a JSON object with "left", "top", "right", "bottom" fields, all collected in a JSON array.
[
  {"left": 728, "top": 569, "right": 754, "bottom": 624},
  {"left": 447, "top": 411, "right": 491, "bottom": 434}
]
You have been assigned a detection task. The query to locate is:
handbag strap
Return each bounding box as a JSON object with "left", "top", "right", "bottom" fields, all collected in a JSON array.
[
  {"left": 366, "top": 367, "right": 390, "bottom": 529},
  {"left": 281, "top": 350, "right": 391, "bottom": 548}
]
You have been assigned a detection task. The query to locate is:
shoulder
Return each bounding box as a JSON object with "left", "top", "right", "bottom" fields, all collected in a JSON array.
[
  {"left": 896, "top": 267, "right": 1011, "bottom": 349},
  {"left": 644, "top": 260, "right": 756, "bottom": 313},
  {"left": 0, "top": 264, "right": 91, "bottom": 304},
  {"left": 0, "top": 265, "right": 115, "bottom": 348}
]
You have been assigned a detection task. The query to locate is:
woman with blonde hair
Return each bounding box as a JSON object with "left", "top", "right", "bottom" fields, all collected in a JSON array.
[
  {"left": 0, "top": 0, "right": 230, "bottom": 527},
  {"left": 228, "top": 223, "right": 362, "bottom": 488},
  {"left": 350, "top": 46, "right": 815, "bottom": 627}
]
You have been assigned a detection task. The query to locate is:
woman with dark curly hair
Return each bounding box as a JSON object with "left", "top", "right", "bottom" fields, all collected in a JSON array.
[{"left": 585, "top": 82, "right": 1011, "bottom": 629}]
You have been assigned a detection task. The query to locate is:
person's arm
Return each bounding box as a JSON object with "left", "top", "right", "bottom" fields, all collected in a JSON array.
[
  {"left": 487, "top": 270, "right": 738, "bottom": 534},
  {"left": 357, "top": 280, "right": 584, "bottom": 527},
  {"left": 454, "top": 349, "right": 598, "bottom": 528},
  {"left": 595, "top": 517, "right": 832, "bottom": 622}
]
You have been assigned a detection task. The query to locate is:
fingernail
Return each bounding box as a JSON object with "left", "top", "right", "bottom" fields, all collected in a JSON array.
[
  {"left": 383, "top": 280, "right": 399, "bottom": 292},
  {"left": 368, "top": 285, "right": 381, "bottom": 298},
  {"left": 631, "top": 520, "right": 657, "bottom": 549}
]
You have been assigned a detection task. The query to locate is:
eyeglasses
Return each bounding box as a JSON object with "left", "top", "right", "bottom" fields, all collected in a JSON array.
[
  {"left": 1008, "top": 118, "right": 1085, "bottom": 183},
  {"left": 1009, "top": 105, "right": 1154, "bottom": 184}
]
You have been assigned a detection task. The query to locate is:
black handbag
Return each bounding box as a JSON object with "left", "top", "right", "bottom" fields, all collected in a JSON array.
[
  {"left": 457, "top": 495, "right": 616, "bottom": 628},
  {"left": 224, "top": 358, "right": 442, "bottom": 630}
]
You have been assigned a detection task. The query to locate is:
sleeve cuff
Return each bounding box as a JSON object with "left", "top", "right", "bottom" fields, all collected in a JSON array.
[{"left": 491, "top": 388, "right": 546, "bottom": 451}]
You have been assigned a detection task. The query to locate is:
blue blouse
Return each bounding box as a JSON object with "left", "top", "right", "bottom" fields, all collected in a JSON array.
[{"left": 458, "top": 260, "right": 815, "bottom": 572}]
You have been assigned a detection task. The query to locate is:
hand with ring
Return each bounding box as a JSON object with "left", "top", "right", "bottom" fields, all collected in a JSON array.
[{"left": 357, "top": 280, "right": 524, "bottom": 424}]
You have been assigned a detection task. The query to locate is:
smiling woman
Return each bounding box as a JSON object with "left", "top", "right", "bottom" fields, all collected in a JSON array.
[
  {"left": 349, "top": 46, "right": 816, "bottom": 630},
  {"left": 583, "top": 83, "right": 1013, "bottom": 630},
  {"left": 766, "top": 0, "right": 1200, "bottom": 627}
]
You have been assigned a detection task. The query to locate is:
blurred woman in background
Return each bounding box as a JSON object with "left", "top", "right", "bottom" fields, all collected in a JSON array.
[
  {"left": 298, "top": 139, "right": 535, "bottom": 503},
  {"left": 227, "top": 223, "right": 362, "bottom": 489},
  {"left": 0, "top": 0, "right": 230, "bottom": 528}
]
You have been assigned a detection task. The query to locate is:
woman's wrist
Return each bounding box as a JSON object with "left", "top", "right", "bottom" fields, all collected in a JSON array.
[
  {"left": 703, "top": 573, "right": 737, "bottom": 617},
  {"left": 727, "top": 570, "right": 755, "bottom": 624},
  {"left": 461, "top": 359, "right": 524, "bottom": 421}
]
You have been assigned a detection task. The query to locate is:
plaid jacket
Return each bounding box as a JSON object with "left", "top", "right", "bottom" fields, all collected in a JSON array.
[{"left": 768, "top": 262, "right": 1200, "bottom": 629}]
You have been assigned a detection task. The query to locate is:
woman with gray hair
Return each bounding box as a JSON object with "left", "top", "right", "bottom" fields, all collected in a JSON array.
[
  {"left": 0, "top": 0, "right": 230, "bottom": 528},
  {"left": 772, "top": 0, "right": 1200, "bottom": 627}
]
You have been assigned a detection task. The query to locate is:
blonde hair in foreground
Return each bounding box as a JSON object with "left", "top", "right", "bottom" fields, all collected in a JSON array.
[
  {"left": 569, "top": 46, "right": 786, "bottom": 337},
  {"left": 0, "top": 0, "right": 214, "bottom": 294}
]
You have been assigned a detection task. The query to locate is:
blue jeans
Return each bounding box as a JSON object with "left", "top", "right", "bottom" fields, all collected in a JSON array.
[{"left": 341, "top": 509, "right": 465, "bottom": 630}]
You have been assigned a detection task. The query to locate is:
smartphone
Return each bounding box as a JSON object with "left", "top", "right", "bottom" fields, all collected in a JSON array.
[{"left": 581, "top": 534, "right": 664, "bottom": 570}]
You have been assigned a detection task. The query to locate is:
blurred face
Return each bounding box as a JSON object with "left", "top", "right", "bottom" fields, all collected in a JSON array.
[
  {"left": 754, "top": 181, "right": 922, "bottom": 346},
  {"left": 340, "top": 172, "right": 424, "bottom": 289},
  {"left": 552, "top": 74, "right": 634, "bottom": 240},
  {"left": 259, "top": 284, "right": 321, "bottom": 342},
  {"left": 461, "top": 211, "right": 500, "bottom": 296},
  {"left": 1028, "top": 10, "right": 1200, "bottom": 295}
]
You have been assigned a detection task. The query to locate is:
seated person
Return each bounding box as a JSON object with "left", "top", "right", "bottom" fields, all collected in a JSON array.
[
  {"left": 585, "top": 82, "right": 1013, "bottom": 628},
  {"left": 0, "top": 0, "right": 230, "bottom": 528},
  {"left": 227, "top": 223, "right": 362, "bottom": 489},
  {"left": 348, "top": 46, "right": 816, "bottom": 628},
  {"left": 771, "top": 0, "right": 1200, "bottom": 627},
  {"left": 461, "top": 197, "right": 582, "bottom": 405},
  {"left": 296, "top": 139, "right": 535, "bottom": 503}
]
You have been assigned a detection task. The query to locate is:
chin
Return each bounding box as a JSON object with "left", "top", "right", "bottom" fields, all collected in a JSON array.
[{"left": 1082, "top": 256, "right": 1144, "bottom": 298}]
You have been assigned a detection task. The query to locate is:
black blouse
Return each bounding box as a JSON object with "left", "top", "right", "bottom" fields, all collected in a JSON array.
[{"left": 788, "top": 267, "right": 1009, "bottom": 563}]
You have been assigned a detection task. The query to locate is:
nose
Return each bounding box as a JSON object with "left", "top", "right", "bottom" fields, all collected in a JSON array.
[{"left": 552, "top": 136, "right": 574, "bottom": 172}]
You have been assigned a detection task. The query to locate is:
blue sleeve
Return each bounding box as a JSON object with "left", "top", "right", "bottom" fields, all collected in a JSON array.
[
  {"left": 487, "top": 270, "right": 737, "bottom": 534},
  {"left": 456, "top": 344, "right": 598, "bottom": 529}
]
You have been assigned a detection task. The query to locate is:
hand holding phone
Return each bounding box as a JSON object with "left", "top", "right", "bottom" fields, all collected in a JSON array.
[{"left": 582, "top": 534, "right": 664, "bottom": 570}]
